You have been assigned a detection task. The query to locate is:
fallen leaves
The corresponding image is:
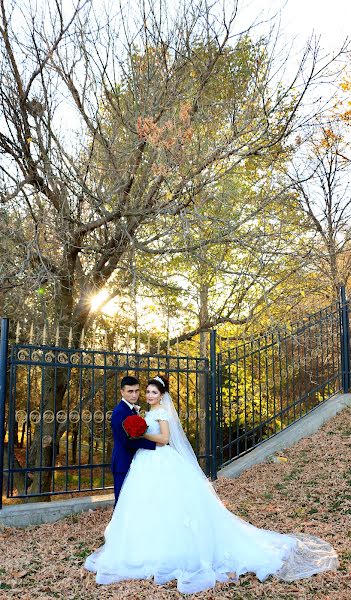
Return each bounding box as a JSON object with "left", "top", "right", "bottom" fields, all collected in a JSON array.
[{"left": 10, "top": 570, "right": 28, "bottom": 578}]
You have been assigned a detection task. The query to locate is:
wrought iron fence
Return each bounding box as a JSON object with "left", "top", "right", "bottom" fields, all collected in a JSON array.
[
  {"left": 215, "top": 290, "right": 350, "bottom": 470},
  {"left": 0, "top": 335, "right": 211, "bottom": 507},
  {"left": 1, "top": 288, "right": 350, "bottom": 506}
]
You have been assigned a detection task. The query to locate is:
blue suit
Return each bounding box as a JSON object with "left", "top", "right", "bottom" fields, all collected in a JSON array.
[{"left": 110, "top": 400, "right": 156, "bottom": 506}]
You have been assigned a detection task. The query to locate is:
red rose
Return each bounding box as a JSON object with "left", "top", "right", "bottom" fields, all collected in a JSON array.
[{"left": 122, "top": 414, "right": 147, "bottom": 438}]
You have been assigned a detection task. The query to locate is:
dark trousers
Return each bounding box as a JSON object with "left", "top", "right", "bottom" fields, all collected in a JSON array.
[{"left": 113, "top": 472, "right": 128, "bottom": 507}]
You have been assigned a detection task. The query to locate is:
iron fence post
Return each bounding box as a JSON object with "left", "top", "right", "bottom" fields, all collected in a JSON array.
[
  {"left": 340, "top": 286, "right": 351, "bottom": 393},
  {"left": 204, "top": 357, "right": 211, "bottom": 478},
  {"left": 0, "top": 318, "right": 9, "bottom": 510},
  {"left": 209, "top": 329, "right": 217, "bottom": 480}
]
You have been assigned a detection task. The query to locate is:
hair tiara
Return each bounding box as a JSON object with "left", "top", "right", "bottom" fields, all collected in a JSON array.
[{"left": 154, "top": 375, "right": 165, "bottom": 388}]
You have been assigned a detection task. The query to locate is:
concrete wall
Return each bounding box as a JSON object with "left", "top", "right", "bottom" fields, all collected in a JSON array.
[
  {"left": 0, "top": 493, "right": 114, "bottom": 529},
  {"left": 219, "top": 392, "right": 351, "bottom": 480}
]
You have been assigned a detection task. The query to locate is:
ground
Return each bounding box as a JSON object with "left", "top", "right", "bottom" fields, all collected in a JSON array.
[{"left": 0, "top": 408, "right": 350, "bottom": 600}]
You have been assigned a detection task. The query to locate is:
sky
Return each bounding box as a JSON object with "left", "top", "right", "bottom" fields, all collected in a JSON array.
[
  {"left": 21, "top": 0, "right": 351, "bottom": 57},
  {"left": 242, "top": 0, "right": 350, "bottom": 52}
]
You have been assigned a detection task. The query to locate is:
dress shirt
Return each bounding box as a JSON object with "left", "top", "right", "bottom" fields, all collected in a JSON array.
[{"left": 121, "top": 398, "right": 140, "bottom": 412}]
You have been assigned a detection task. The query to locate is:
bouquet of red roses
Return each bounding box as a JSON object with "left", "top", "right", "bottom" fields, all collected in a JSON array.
[{"left": 122, "top": 414, "right": 148, "bottom": 438}]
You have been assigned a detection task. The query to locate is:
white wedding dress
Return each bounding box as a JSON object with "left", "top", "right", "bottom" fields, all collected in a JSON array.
[{"left": 84, "top": 407, "right": 339, "bottom": 594}]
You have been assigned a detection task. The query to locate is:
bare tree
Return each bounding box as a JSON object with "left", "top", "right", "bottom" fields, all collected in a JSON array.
[{"left": 290, "top": 122, "right": 351, "bottom": 299}]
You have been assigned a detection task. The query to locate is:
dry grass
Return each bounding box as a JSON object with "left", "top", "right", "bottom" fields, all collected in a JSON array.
[{"left": 1, "top": 408, "right": 350, "bottom": 600}]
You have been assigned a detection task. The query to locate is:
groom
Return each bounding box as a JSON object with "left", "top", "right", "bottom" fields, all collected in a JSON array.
[{"left": 110, "top": 375, "right": 156, "bottom": 506}]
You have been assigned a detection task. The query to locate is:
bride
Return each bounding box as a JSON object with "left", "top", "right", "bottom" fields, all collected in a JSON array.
[{"left": 84, "top": 375, "right": 339, "bottom": 594}]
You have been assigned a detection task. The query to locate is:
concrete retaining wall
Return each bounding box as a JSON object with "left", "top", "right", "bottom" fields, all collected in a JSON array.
[
  {"left": 0, "top": 493, "right": 114, "bottom": 529},
  {"left": 219, "top": 392, "right": 351, "bottom": 480}
]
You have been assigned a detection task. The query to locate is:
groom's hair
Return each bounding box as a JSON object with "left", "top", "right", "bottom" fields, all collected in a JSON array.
[{"left": 120, "top": 375, "right": 139, "bottom": 389}]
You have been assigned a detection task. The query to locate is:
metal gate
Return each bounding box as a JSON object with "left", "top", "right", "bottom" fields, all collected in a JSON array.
[{"left": 0, "top": 325, "right": 214, "bottom": 507}]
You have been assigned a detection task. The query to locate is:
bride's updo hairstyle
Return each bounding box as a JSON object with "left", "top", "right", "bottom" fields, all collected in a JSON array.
[{"left": 148, "top": 375, "right": 169, "bottom": 394}]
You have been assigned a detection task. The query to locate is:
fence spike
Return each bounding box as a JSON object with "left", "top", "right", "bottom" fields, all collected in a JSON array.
[
  {"left": 137, "top": 332, "right": 140, "bottom": 353},
  {"left": 79, "top": 328, "right": 85, "bottom": 348},
  {"left": 55, "top": 326, "right": 60, "bottom": 346},
  {"left": 68, "top": 327, "right": 73, "bottom": 348},
  {"left": 104, "top": 331, "right": 108, "bottom": 349},
  {"left": 114, "top": 333, "right": 119, "bottom": 351},
  {"left": 126, "top": 332, "right": 130, "bottom": 353},
  {"left": 42, "top": 323, "right": 47, "bottom": 345},
  {"left": 15, "top": 322, "right": 20, "bottom": 343},
  {"left": 176, "top": 337, "right": 179, "bottom": 354},
  {"left": 167, "top": 336, "right": 170, "bottom": 354},
  {"left": 147, "top": 334, "right": 150, "bottom": 354},
  {"left": 92, "top": 327, "right": 96, "bottom": 349},
  {"left": 29, "top": 323, "right": 34, "bottom": 345},
  {"left": 157, "top": 338, "right": 160, "bottom": 354}
]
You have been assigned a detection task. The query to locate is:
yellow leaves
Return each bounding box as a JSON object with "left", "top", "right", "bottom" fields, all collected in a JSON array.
[
  {"left": 285, "top": 322, "right": 292, "bottom": 334},
  {"left": 319, "top": 128, "right": 342, "bottom": 149},
  {"left": 340, "top": 80, "right": 351, "bottom": 91},
  {"left": 339, "top": 109, "right": 351, "bottom": 122},
  {"left": 323, "top": 128, "right": 337, "bottom": 141},
  {"left": 336, "top": 76, "right": 351, "bottom": 124}
]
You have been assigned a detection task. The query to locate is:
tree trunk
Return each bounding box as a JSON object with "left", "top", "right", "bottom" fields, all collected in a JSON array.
[
  {"left": 27, "top": 366, "right": 68, "bottom": 501},
  {"left": 19, "top": 423, "right": 25, "bottom": 448},
  {"left": 71, "top": 425, "right": 78, "bottom": 464},
  {"left": 27, "top": 268, "right": 83, "bottom": 501},
  {"left": 2, "top": 444, "right": 32, "bottom": 497},
  {"left": 107, "top": 438, "right": 113, "bottom": 464}
]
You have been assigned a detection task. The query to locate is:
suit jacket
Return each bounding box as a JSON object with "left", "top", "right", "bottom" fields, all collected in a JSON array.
[{"left": 110, "top": 400, "right": 156, "bottom": 473}]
